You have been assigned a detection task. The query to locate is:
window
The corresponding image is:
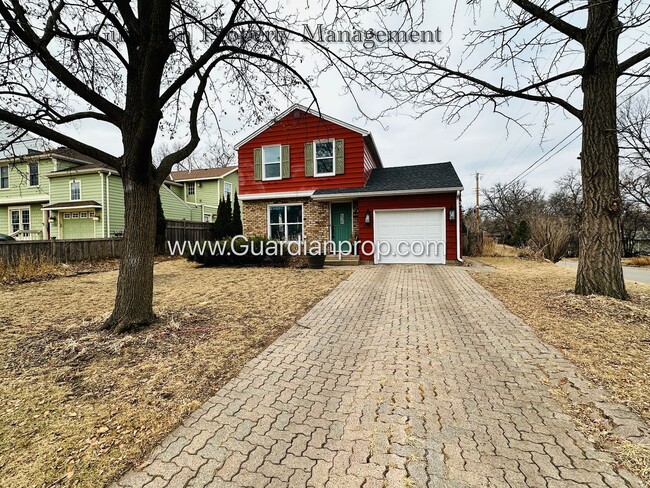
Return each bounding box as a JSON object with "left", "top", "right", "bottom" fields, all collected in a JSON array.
[
  {"left": 187, "top": 182, "right": 195, "bottom": 196},
  {"left": 64, "top": 213, "right": 71, "bottom": 219},
  {"left": 263, "top": 145, "right": 281, "bottom": 180},
  {"left": 88, "top": 211, "right": 95, "bottom": 218},
  {"left": 224, "top": 181, "right": 233, "bottom": 200},
  {"left": 29, "top": 162, "right": 39, "bottom": 186},
  {"left": 0, "top": 166, "right": 8, "bottom": 189},
  {"left": 268, "top": 204, "right": 303, "bottom": 241},
  {"left": 314, "top": 140, "right": 335, "bottom": 176},
  {"left": 70, "top": 181, "right": 81, "bottom": 200},
  {"left": 72, "top": 212, "right": 80, "bottom": 219},
  {"left": 10, "top": 208, "right": 29, "bottom": 233},
  {"left": 80, "top": 212, "right": 88, "bottom": 218}
]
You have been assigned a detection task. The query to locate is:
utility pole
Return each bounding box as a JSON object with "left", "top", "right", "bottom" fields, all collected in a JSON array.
[{"left": 475, "top": 172, "right": 480, "bottom": 230}]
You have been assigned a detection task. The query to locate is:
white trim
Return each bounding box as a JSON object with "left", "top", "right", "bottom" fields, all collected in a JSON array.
[
  {"left": 262, "top": 144, "right": 282, "bottom": 181},
  {"left": 69, "top": 179, "right": 82, "bottom": 201},
  {"left": 0, "top": 195, "right": 49, "bottom": 205},
  {"left": 239, "top": 190, "right": 315, "bottom": 201},
  {"left": 267, "top": 203, "right": 304, "bottom": 240},
  {"left": 234, "top": 104, "right": 370, "bottom": 150},
  {"left": 105, "top": 174, "right": 110, "bottom": 235},
  {"left": 100, "top": 172, "right": 106, "bottom": 238},
  {"left": 456, "top": 191, "right": 463, "bottom": 263},
  {"left": 372, "top": 207, "right": 446, "bottom": 265},
  {"left": 161, "top": 182, "right": 203, "bottom": 210},
  {"left": 47, "top": 167, "right": 118, "bottom": 178},
  {"left": 8, "top": 205, "right": 31, "bottom": 234},
  {"left": 313, "top": 139, "right": 336, "bottom": 177},
  {"left": 42, "top": 204, "right": 102, "bottom": 211},
  {"left": 312, "top": 187, "right": 464, "bottom": 201},
  {"left": 224, "top": 181, "right": 233, "bottom": 199}
]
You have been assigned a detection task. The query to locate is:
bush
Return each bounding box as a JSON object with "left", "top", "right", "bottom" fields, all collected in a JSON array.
[
  {"left": 530, "top": 214, "right": 571, "bottom": 262},
  {"left": 186, "top": 236, "right": 291, "bottom": 267}
]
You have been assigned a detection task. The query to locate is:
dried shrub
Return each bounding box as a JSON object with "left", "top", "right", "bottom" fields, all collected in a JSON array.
[
  {"left": 0, "top": 254, "right": 60, "bottom": 284},
  {"left": 517, "top": 246, "right": 545, "bottom": 261},
  {"left": 530, "top": 214, "right": 572, "bottom": 263},
  {"left": 629, "top": 256, "right": 650, "bottom": 267}
]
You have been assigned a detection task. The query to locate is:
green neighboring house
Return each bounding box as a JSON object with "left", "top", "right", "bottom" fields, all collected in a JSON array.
[
  {"left": 169, "top": 167, "right": 239, "bottom": 222},
  {"left": 0, "top": 147, "right": 238, "bottom": 240}
]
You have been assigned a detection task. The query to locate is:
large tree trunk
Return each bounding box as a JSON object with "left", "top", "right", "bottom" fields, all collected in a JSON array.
[
  {"left": 103, "top": 174, "right": 159, "bottom": 333},
  {"left": 576, "top": 0, "right": 627, "bottom": 299}
]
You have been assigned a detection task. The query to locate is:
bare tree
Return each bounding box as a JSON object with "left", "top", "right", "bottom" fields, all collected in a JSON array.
[
  {"left": 548, "top": 169, "right": 583, "bottom": 256},
  {"left": 0, "top": 1, "right": 355, "bottom": 332},
  {"left": 355, "top": 0, "right": 650, "bottom": 299},
  {"left": 481, "top": 180, "right": 545, "bottom": 244},
  {"left": 619, "top": 96, "right": 650, "bottom": 209}
]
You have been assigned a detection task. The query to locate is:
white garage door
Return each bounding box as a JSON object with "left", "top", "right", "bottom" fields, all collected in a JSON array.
[{"left": 374, "top": 208, "right": 446, "bottom": 264}]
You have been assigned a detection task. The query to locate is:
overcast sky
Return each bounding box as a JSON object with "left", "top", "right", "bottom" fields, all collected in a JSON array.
[{"left": 11, "top": 0, "right": 649, "bottom": 206}]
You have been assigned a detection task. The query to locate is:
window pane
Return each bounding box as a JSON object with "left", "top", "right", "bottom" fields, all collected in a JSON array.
[
  {"left": 315, "top": 141, "right": 333, "bottom": 158},
  {"left": 0, "top": 166, "right": 8, "bottom": 188},
  {"left": 269, "top": 206, "right": 284, "bottom": 224},
  {"left": 317, "top": 158, "right": 333, "bottom": 174},
  {"left": 265, "top": 162, "right": 281, "bottom": 179},
  {"left": 287, "top": 224, "right": 303, "bottom": 240},
  {"left": 22, "top": 210, "right": 29, "bottom": 224},
  {"left": 71, "top": 182, "right": 80, "bottom": 200},
  {"left": 269, "top": 224, "right": 285, "bottom": 240},
  {"left": 29, "top": 163, "right": 38, "bottom": 186},
  {"left": 263, "top": 146, "right": 281, "bottom": 163},
  {"left": 286, "top": 205, "right": 302, "bottom": 224},
  {"left": 11, "top": 210, "right": 19, "bottom": 224}
]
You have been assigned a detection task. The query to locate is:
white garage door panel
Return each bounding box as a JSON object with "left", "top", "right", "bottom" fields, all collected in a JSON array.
[{"left": 374, "top": 209, "right": 446, "bottom": 264}]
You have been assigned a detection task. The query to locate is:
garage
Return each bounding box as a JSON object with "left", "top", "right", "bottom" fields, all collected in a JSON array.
[{"left": 373, "top": 208, "right": 446, "bottom": 264}]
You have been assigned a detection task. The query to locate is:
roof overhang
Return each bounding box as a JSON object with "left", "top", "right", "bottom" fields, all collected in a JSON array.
[
  {"left": 312, "top": 187, "right": 465, "bottom": 201},
  {"left": 234, "top": 104, "right": 370, "bottom": 150},
  {"left": 171, "top": 167, "right": 238, "bottom": 182},
  {"left": 46, "top": 167, "right": 117, "bottom": 177},
  {"left": 42, "top": 202, "right": 102, "bottom": 210},
  {"left": 1, "top": 195, "right": 50, "bottom": 205},
  {"left": 239, "top": 190, "right": 315, "bottom": 201}
]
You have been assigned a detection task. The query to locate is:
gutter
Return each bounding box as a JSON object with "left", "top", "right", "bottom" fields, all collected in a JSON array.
[
  {"left": 311, "top": 187, "right": 465, "bottom": 201},
  {"left": 100, "top": 172, "right": 105, "bottom": 238},
  {"left": 456, "top": 190, "right": 463, "bottom": 263},
  {"left": 106, "top": 174, "right": 111, "bottom": 236}
]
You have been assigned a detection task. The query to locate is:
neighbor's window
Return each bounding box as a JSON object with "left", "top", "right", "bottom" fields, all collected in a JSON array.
[
  {"left": 70, "top": 181, "right": 81, "bottom": 200},
  {"left": 314, "top": 140, "right": 334, "bottom": 176},
  {"left": 0, "top": 166, "right": 8, "bottom": 189},
  {"left": 187, "top": 182, "right": 195, "bottom": 196},
  {"left": 29, "top": 162, "right": 39, "bottom": 186},
  {"left": 63, "top": 213, "right": 71, "bottom": 219},
  {"left": 10, "top": 208, "right": 30, "bottom": 233},
  {"left": 224, "top": 181, "right": 233, "bottom": 199},
  {"left": 268, "top": 204, "right": 303, "bottom": 241},
  {"left": 263, "top": 145, "right": 281, "bottom": 180}
]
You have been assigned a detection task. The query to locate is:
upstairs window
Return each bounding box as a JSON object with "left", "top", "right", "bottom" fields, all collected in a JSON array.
[
  {"left": 314, "top": 140, "right": 335, "bottom": 176},
  {"left": 0, "top": 166, "right": 8, "bottom": 189},
  {"left": 224, "top": 181, "right": 233, "bottom": 200},
  {"left": 29, "top": 162, "right": 39, "bottom": 186},
  {"left": 263, "top": 145, "right": 281, "bottom": 180},
  {"left": 70, "top": 181, "right": 81, "bottom": 201},
  {"left": 187, "top": 182, "right": 195, "bottom": 196}
]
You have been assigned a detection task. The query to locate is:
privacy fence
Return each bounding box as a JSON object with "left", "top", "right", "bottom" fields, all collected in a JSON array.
[{"left": 0, "top": 220, "right": 213, "bottom": 264}]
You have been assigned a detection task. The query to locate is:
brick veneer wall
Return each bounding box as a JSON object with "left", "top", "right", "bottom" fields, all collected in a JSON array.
[{"left": 242, "top": 198, "right": 331, "bottom": 243}]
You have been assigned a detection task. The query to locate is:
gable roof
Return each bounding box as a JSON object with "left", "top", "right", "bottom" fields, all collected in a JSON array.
[
  {"left": 170, "top": 166, "right": 237, "bottom": 182},
  {"left": 312, "top": 162, "right": 464, "bottom": 200},
  {"left": 0, "top": 146, "right": 100, "bottom": 165}
]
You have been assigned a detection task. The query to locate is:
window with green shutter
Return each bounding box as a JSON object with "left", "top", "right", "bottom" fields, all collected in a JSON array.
[
  {"left": 281, "top": 145, "right": 290, "bottom": 179},
  {"left": 304, "top": 142, "right": 314, "bottom": 177},
  {"left": 253, "top": 148, "right": 262, "bottom": 181}
]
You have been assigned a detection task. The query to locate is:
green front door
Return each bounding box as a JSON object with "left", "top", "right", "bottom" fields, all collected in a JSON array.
[{"left": 331, "top": 202, "right": 353, "bottom": 252}]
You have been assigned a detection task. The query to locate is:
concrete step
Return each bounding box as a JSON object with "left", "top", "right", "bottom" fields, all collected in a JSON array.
[{"left": 325, "top": 255, "right": 360, "bottom": 266}]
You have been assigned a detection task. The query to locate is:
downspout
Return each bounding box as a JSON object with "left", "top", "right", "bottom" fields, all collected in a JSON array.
[
  {"left": 99, "top": 172, "right": 105, "bottom": 238},
  {"left": 456, "top": 190, "right": 463, "bottom": 263},
  {"left": 106, "top": 173, "right": 111, "bottom": 236}
]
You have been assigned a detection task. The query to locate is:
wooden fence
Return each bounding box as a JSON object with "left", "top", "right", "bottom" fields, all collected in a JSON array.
[
  {"left": 0, "top": 220, "right": 214, "bottom": 264},
  {"left": 0, "top": 238, "right": 123, "bottom": 264},
  {"left": 165, "top": 220, "right": 213, "bottom": 244}
]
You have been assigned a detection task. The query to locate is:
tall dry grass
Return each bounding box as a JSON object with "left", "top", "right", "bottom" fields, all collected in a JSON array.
[
  {"left": 628, "top": 256, "right": 650, "bottom": 267},
  {"left": 0, "top": 254, "right": 60, "bottom": 284}
]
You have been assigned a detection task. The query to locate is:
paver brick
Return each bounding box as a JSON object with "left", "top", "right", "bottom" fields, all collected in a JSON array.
[{"left": 116, "top": 266, "right": 647, "bottom": 487}]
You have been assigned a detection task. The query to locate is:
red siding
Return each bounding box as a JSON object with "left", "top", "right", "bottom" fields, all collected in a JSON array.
[
  {"left": 239, "top": 111, "right": 367, "bottom": 194},
  {"left": 357, "top": 193, "right": 460, "bottom": 262}
]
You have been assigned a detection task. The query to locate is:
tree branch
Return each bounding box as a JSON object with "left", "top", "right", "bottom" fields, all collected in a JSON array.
[
  {"left": 511, "top": 0, "right": 585, "bottom": 44},
  {"left": 618, "top": 46, "right": 650, "bottom": 75}
]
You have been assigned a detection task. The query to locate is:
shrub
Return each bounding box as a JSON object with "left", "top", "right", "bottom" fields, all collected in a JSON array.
[
  {"left": 0, "top": 254, "right": 59, "bottom": 284},
  {"left": 629, "top": 256, "right": 650, "bottom": 267},
  {"left": 530, "top": 214, "right": 571, "bottom": 262},
  {"left": 186, "top": 236, "right": 291, "bottom": 267}
]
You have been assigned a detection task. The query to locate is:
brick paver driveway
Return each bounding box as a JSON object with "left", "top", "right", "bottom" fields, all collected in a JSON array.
[{"left": 114, "top": 266, "right": 645, "bottom": 488}]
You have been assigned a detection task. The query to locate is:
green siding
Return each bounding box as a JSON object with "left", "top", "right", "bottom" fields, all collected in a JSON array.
[
  {"left": 48, "top": 172, "right": 104, "bottom": 204},
  {"left": 106, "top": 175, "right": 125, "bottom": 236},
  {"left": 0, "top": 158, "right": 55, "bottom": 201},
  {"left": 160, "top": 184, "right": 203, "bottom": 221},
  {"left": 0, "top": 203, "right": 45, "bottom": 238}
]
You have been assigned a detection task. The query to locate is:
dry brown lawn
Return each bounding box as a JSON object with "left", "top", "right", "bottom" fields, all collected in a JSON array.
[
  {"left": 470, "top": 257, "right": 650, "bottom": 480},
  {"left": 0, "top": 259, "right": 351, "bottom": 487}
]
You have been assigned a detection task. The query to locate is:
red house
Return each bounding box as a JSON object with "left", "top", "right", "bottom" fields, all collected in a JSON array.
[{"left": 236, "top": 104, "right": 464, "bottom": 264}]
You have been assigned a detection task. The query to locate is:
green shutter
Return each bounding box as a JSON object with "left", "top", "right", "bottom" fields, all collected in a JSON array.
[
  {"left": 281, "top": 145, "right": 290, "bottom": 179},
  {"left": 304, "top": 142, "right": 314, "bottom": 177},
  {"left": 335, "top": 139, "right": 345, "bottom": 175},
  {"left": 253, "top": 148, "right": 262, "bottom": 181}
]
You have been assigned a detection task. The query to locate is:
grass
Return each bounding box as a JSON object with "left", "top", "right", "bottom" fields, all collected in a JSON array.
[
  {"left": 625, "top": 256, "right": 650, "bottom": 267},
  {"left": 0, "top": 255, "right": 124, "bottom": 285},
  {"left": 0, "top": 260, "right": 351, "bottom": 487},
  {"left": 469, "top": 257, "right": 650, "bottom": 482}
]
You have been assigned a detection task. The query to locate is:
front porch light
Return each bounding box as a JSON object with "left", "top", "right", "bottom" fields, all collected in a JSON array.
[
  {"left": 364, "top": 209, "right": 371, "bottom": 225},
  {"left": 48, "top": 216, "right": 56, "bottom": 224},
  {"left": 448, "top": 208, "right": 456, "bottom": 221}
]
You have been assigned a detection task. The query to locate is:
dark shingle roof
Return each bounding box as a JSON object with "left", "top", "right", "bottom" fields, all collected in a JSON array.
[
  {"left": 313, "top": 162, "right": 463, "bottom": 196},
  {"left": 42, "top": 200, "right": 102, "bottom": 210}
]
